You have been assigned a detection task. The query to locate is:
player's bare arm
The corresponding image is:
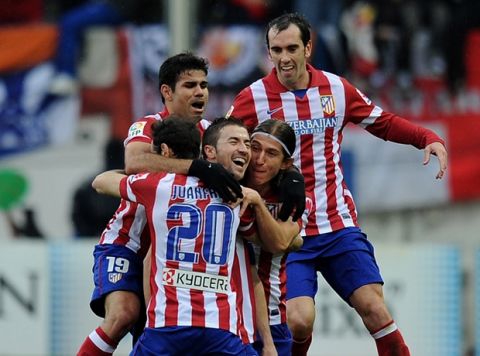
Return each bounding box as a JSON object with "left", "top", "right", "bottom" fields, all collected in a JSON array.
[
  {"left": 240, "top": 187, "right": 300, "bottom": 253},
  {"left": 252, "top": 266, "right": 278, "bottom": 356},
  {"left": 125, "top": 141, "right": 192, "bottom": 175},
  {"left": 92, "top": 170, "right": 125, "bottom": 197},
  {"left": 143, "top": 246, "right": 152, "bottom": 305},
  {"left": 423, "top": 141, "right": 448, "bottom": 179},
  {"left": 126, "top": 140, "right": 243, "bottom": 202}
]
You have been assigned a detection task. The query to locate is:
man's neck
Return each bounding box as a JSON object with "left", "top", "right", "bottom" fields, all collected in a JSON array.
[
  {"left": 248, "top": 181, "right": 271, "bottom": 197},
  {"left": 279, "top": 71, "right": 310, "bottom": 91}
]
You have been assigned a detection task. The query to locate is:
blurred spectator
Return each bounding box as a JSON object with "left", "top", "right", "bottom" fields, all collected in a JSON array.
[
  {"left": 0, "top": 0, "right": 43, "bottom": 24},
  {"left": 294, "top": 0, "right": 347, "bottom": 74},
  {"left": 371, "top": 0, "right": 410, "bottom": 84},
  {"left": 50, "top": 0, "right": 162, "bottom": 95},
  {"left": 199, "top": 0, "right": 292, "bottom": 25},
  {"left": 373, "top": 0, "right": 450, "bottom": 84},
  {"left": 55, "top": 0, "right": 92, "bottom": 15},
  {"left": 413, "top": 0, "right": 450, "bottom": 79},
  {"left": 71, "top": 137, "right": 124, "bottom": 238},
  {"left": 444, "top": 0, "right": 480, "bottom": 93},
  {"left": 4, "top": 208, "right": 44, "bottom": 238},
  {"left": 340, "top": 1, "right": 378, "bottom": 80}
]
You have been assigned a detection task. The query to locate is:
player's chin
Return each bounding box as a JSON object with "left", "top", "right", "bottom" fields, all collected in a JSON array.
[
  {"left": 252, "top": 172, "right": 268, "bottom": 185},
  {"left": 231, "top": 168, "right": 247, "bottom": 181},
  {"left": 190, "top": 109, "right": 204, "bottom": 118}
]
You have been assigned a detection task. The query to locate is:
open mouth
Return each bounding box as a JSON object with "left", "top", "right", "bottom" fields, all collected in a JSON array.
[
  {"left": 232, "top": 157, "right": 247, "bottom": 167},
  {"left": 191, "top": 101, "right": 205, "bottom": 111},
  {"left": 281, "top": 65, "right": 294, "bottom": 73}
]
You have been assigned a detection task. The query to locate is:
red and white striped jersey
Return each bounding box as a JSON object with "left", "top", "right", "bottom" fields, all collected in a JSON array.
[
  {"left": 124, "top": 110, "right": 211, "bottom": 147},
  {"left": 253, "top": 247, "right": 287, "bottom": 325},
  {"left": 249, "top": 192, "right": 313, "bottom": 325},
  {"left": 99, "top": 109, "right": 210, "bottom": 257},
  {"left": 229, "top": 64, "right": 444, "bottom": 235},
  {"left": 120, "top": 172, "right": 241, "bottom": 333},
  {"left": 231, "top": 237, "right": 256, "bottom": 343}
]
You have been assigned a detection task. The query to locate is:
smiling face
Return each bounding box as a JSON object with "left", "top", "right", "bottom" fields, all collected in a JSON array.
[
  {"left": 161, "top": 69, "right": 209, "bottom": 120},
  {"left": 267, "top": 24, "right": 312, "bottom": 90},
  {"left": 205, "top": 125, "right": 251, "bottom": 181},
  {"left": 247, "top": 134, "right": 292, "bottom": 194}
]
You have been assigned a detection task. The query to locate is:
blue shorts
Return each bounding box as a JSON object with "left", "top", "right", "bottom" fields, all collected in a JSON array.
[
  {"left": 252, "top": 323, "right": 292, "bottom": 356},
  {"left": 286, "top": 227, "right": 383, "bottom": 305},
  {"left": 90, "top": 244, "right": 144, "bottom": 317},
  {"left": 245, "top": 343, "right": 259, "bottom": 356},
  {"left": 131, "top": 326, "right": 250, "bottom": 355}
]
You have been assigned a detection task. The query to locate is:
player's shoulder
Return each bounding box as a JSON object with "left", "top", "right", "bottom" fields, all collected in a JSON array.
[
  {"left": 127, "top": 171, "right": 175, "bottom": 185},
  {"left": 142, "top": 112, "right": 165, "bottom": 123},
  {"left": 318, "top": 68, "right": 351, "bottom": 88},
  {"left": 127, "top": 113, "right": 159, "bottom": 133},
  {"left": 134, "top": 110, "right": 168, "bottom": 124}
]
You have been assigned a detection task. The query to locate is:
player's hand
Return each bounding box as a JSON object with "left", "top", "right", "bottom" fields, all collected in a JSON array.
[
  {"left": 238, "top": 187, "right": 262, "bottom": 216},
  {"left": 423, "top": 142, "right": 448, "bottom": 179},
  {"left": 262, "top": 343, "right": 278, "bottom": 356},
  {"left": 278, "top": 168, "right": 306, "bottom": 222},
  {"left": 188, "top": 159, "right": 243, "bottom": 202}
]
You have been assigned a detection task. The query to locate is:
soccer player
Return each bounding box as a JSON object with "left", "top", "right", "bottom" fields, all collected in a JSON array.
[
  {"left": 125, "top": 53, "right": 242, "bottom": 202},
  {"left": 227, "top": 12, "right": 448, "bottom": 356},
  {"left": 92, "top": 117, "right": 255, "bottom": 355},
  {"left": 239, "top": 119, "right": 313, "bottom": 356},
  {"left": 77, "top": 52, "right": 241, "bottom": 356}
]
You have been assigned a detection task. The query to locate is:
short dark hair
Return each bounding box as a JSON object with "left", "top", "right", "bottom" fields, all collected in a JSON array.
[
  {"left": 151, "top": 116, "right": 201, "bottom": 159},
  {"left": 252, "top": 119, "right": 296, "bottom": 158},
  {"left": 265, "top": 13, "right": 311, "bottom": 48},
  {"left": 158, "top": 52, "right": 209, "bottom": 103},
  {"left": 202, "top": 117, "right": 247, "bottom": 158}
]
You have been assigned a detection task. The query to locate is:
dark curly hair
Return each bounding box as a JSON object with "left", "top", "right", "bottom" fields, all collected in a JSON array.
[{"left": 151, "top": 116, "right": 201, "bottom": 159}]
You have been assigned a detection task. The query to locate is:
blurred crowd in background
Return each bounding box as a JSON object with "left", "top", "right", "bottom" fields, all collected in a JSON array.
[
  {"left": 2, "top": 0, "right": 480, "bottom": 93},
  {"left": 1, "top": 0, "right": 480, "bottom": 239}
]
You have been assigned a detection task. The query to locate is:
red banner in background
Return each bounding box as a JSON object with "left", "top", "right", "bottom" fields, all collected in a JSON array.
[
  {"left": 445, "top": 115, "right": 480, "bottom": 201},
  {"left": 371, "top": 77, "right": 480, "bottom": 203}
]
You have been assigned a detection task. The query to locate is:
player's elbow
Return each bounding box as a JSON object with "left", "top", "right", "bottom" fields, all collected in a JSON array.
[
  {"left": 91, "top": 174, "right": 107, "bottom": 194},
  {"left": 124, "top": 159, "right": 141, "bottom": 175}
]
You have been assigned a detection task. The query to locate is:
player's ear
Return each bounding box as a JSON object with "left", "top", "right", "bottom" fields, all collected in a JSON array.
[
  {"left": 160, "top": 143, "right": 170, "bottom": 157},
  {"left": 160, "top": 84, "right": 173, "bottom": 102},
  {"left": 305, "top": 40, "right": 313, "bottom": 60},
  {"left": 203, "top": 144, "right": 216, "bottom": 160}
]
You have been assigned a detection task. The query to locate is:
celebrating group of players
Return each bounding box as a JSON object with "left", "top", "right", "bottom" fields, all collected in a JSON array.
[{"left": 77, "top": 13, "right": 447, "bottom": 356}]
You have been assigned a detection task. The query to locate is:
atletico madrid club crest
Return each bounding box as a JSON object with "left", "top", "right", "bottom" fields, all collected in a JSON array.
[
  {"left": 321, "top": 95, "right": 335, "bottom": 115},
  {"left": 108, "top": 273, "right": 123, "bottom": 283}
]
